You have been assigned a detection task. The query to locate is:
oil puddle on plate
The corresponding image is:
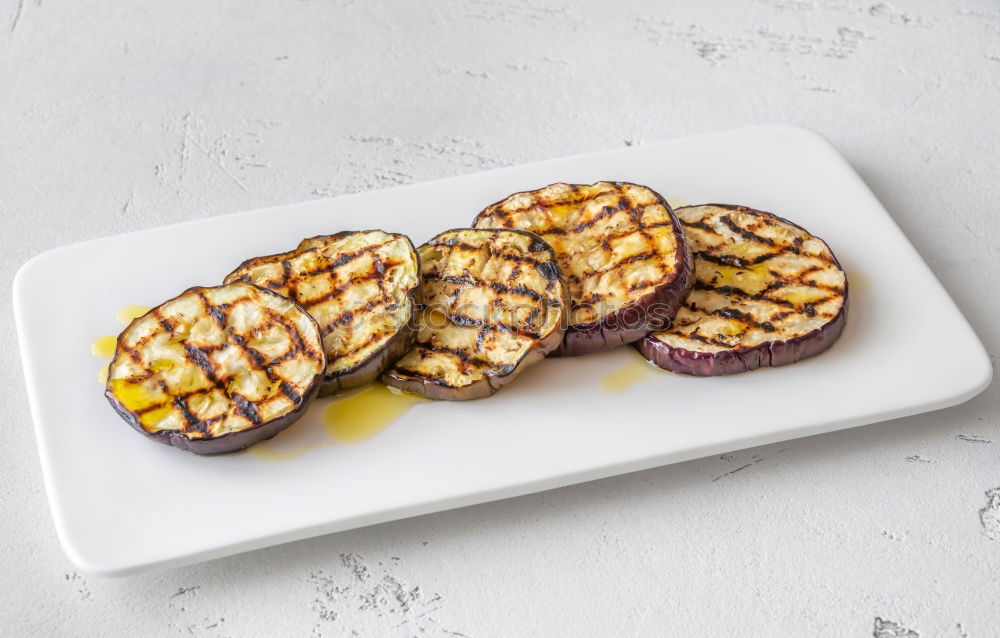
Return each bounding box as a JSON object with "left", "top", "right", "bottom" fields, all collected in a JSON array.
[
  {"left": 115, "top": 305, "right": 151, "bottom": 325},
  {"left": 91, "top": 335, "right": 116, "bottom": 383},
  {"left": 846, "top": 270, "right": 868, "bottom": 294},
  {"left": 90, "top": 335, "right": 117, "bottom": 359},
  {"left": 246, "top": 440, "right": 328, "bottom": 462},
  {"left": 324, "top": 384, "right": 427, "bottom": 443},
  {"left": 600, "top": 350, "right": 662, "bottom": 394},
  {"left": 91, "top": 306, "right": 152, "bottom": 383},
  {"left": 248, "top": 385, "right": 427, "bottom": 462}
]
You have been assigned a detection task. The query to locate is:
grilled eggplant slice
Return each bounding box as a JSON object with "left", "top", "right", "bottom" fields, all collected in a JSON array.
[
  {"left": 381, "top": 228, "right": 569, "bottom": 400},
  {"left": 224, "top": 231, "right": 420, "bottom": 395},
  {"left": 636, "top": 204, "right": 848, "bottom": 376},
  {"left": 105, "top": 282, "right": 325, "bottom": 455},
  {"left": 473, "top": 181, "right": 693, "bottom": 356}
]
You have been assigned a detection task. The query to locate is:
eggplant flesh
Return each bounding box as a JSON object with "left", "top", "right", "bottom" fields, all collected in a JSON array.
[
  {"left": 224, "top": 231, "right": 420, "bottom": 395},
  {"left": 473, "top": 181, "right": 693, "bottom": 356},
  {"left": 381, "top": 228, "right": 568, "bottom": 400},
  {"left": 105, "top": 282, "right": 325, "bottom": 454},
  {"left": 636, "top": 204, "right": 848, "bottom": 376}
]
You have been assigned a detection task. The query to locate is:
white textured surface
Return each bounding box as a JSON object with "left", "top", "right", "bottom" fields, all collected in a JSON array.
[{"left": 1, "top": 0, "right": 997, "bottom": 635}]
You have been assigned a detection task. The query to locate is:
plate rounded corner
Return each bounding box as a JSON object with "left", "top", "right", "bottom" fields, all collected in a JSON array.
[
  {"left": 12, "top": 251, "right": 46, "bottom": 310},
  {"left": 13, "top": 244, "right": 79, "bottom": 319},
  {"left": 964, "top": 343, "right": 995, "bottom": 403},
  {"left": 758, "top": 124, "right": 839, "bottom": 150},
  {"left": 50, "top": 503, "right": 154, "bottom": 578},
  {"left": 54, "top": 529, "right": 122, "bottom": 578}
]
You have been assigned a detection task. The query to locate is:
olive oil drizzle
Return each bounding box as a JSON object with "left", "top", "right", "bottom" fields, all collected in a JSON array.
[
  {"left": 601, "top": 351, "right": 661, "bottom": 393},
  {"left": 92, "top": 305, "right": 152, "bottom": 384},
  {"left": 90, "top": 335, "right": 117, "bottom": 359},
  {"left": 248, "top": 384, "right": 426, "bottom": 461},
  {"left": 115, "top": 305, "right": 151, "bottom": 325},
  {"left": 247, "top": 440, "right": 332, "bottom": 461},
  {"left": 324, "top": 384, "right": 426, "bottom": 443}
]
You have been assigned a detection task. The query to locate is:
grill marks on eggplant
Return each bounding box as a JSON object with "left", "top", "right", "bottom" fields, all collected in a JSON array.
[
  {"left": 105, "top": 283, "right": 324, "bottom": 445},
  {"left": 382, "top": 229, "right": 568, "bottom": 400},
  {"left": 646, "top": 204, "right": 847, "bottom": 359},
  {"left": 472, "top": 182, "right": 692, "bottom": 355},
  {"left": 473, "top": 182, "right": 683, "bottom": 325},
  {"left": 224, "top": 231, "right": 420, "bottom": 392}
]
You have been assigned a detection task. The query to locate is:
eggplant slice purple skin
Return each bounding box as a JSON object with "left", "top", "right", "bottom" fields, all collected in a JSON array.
[
  {"left": 637, "top": 304, "right": 847, "bottom": 376},
  {"left": 473, "top": 182, "right": 694, "bottom": 357},
  {"left": 636, "top": 204, "right": 848, "bottom": 376},
  {"left": 319, "top": 325, "right": 414, "bottom": 395},
  {"left": 105, "top": 282, "right": 326, "bottom": 455},
  {"left": 107, "top": 393, "right": 321, "bottom": 455},
  {"left": 381, "top": 228, "right": 570, "bottom": 401},
  {"left": 564, "top": 247, "right": 693, "bottom": 356},
  {"left": 382, "top": 328, "right": 564, "bottom": 401},
  {"left": 224, "top": 230, "right": 421, "bottom": 396}
]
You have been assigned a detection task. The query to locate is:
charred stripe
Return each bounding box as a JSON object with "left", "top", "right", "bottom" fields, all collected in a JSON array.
[
  {"left": 719, "top": 214, "right": 776, "bottom": 246},
  {"left": 232, "top": 393, "right": 262, "bottom": 425}
]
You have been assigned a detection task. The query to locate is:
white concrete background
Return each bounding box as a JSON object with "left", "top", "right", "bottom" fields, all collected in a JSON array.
[{"left": 2, "top": 0, "right": 998, "bottom": 635}]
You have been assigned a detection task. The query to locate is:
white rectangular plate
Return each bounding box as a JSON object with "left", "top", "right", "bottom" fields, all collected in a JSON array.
[{"left": 14, "top": 126, "right": 991, "bottom": 576}]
